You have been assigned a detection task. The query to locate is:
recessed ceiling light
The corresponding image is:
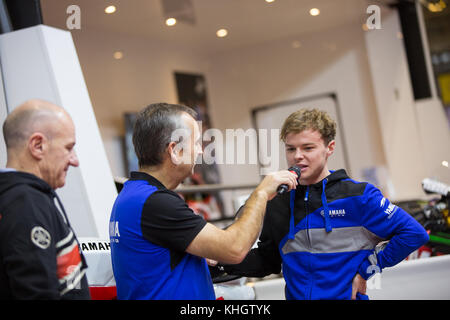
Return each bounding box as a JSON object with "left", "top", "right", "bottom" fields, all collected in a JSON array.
[
  {"left": 105, "top": 5, "right": 116, "bottom": 14},
  {"left": 216, "top": 29, "right": 228, "bottom": 38},
  {"left": 309, "top": 8, "right": 320, "bottom": 16},
  {"left": 291, "top": 40, "right": 301, "bottom": 49},
  {"left": 426, "top": 0, "right": 446, "bottom": 12},
  {"left": 265, "top": 0, "right": 275, "bottom": 3},
  {"left": 442, "top": 160, "right": 449, "bottom": 168},
  {"left": 113, "top": 51, "right": 123, "bottom": 60},
  {"left": 166, "top": 18, "right": 177, "bottom": 26}
]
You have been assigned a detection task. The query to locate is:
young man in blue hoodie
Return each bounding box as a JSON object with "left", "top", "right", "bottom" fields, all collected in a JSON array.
[{"left": 223, "top": 108, "right": 429, "bottom": 300}]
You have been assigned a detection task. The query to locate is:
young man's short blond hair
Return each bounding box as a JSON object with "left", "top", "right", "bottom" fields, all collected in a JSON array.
[{"left": 280, "top": 108, "right": 336, "bottom": 145}]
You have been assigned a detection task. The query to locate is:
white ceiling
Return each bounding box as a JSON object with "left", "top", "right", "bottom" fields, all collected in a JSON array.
[{"left": 40, "top": 0, "right": 374, "bottom": 55}]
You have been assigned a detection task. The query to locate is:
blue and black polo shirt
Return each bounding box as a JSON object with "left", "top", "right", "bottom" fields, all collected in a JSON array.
[{"left": 109, "top": 171, "right": 215, "bottom": 300}]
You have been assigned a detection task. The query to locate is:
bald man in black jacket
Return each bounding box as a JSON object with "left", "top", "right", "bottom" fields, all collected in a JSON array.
[{"left": 0, "top": 99, "right": 90, "bottom": 299}]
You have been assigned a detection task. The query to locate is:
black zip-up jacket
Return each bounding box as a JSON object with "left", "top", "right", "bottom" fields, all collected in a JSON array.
[{"left": 0, "top": 171, "right": 90, "bottom": 299}]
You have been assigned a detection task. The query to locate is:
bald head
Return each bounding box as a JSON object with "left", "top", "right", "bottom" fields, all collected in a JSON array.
[
  {"left": 2, "top": 99, "right": 79, "bottom": 189},
  {"left": 3, "top": 99, "right": 71, "bottom": 150}
]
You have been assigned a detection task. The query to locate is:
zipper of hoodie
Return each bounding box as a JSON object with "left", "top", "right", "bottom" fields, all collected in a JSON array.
[
  {"left": 304, "top": 187, "right": 311, "bottom": 247},
  {"left": 304, "top": 186, "right": 313, "bottom": 299}
]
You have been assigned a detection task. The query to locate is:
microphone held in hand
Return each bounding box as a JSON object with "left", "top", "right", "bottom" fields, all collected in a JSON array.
[{"left": 277, "top": 166, "right": 301, "bottom": 195}]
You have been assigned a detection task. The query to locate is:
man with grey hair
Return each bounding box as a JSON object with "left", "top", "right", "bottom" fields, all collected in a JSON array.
[
  {"left": 0, "top": 99, "right": 90, "bottom": 299},
  {"left": 109, "top": 102, "right": 299, "bottom": 299}
]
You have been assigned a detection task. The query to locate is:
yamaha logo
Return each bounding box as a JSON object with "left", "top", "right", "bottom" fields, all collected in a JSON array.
[
  {"left": 384, "top": 203, "right": 398, "bottom": 219},
  {"left": 320, "top": 209, "right": 346, "bottom": 218},
  {"left": 31, "top": 226, "right": 51, "bottom": 249}
]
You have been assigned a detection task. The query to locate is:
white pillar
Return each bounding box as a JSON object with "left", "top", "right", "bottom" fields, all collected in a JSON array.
[{"left": 0, "top": 25, "right": 117, "bottom": 238}]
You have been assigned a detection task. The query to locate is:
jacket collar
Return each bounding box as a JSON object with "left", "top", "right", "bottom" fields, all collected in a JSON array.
[
  {"left": 300, "top": 169, "right": 349, "bottom": 190},
  {"left": 0, "top": 170, "right": 53, "bottom": 196}
]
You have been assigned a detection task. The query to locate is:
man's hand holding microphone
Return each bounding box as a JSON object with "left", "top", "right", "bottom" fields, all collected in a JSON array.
[
  {"left": 255, "top": 166, "right": 301, "bottom": 201},
  {"left": 187, "top": 167, "right": 301, "bottom": 266}
]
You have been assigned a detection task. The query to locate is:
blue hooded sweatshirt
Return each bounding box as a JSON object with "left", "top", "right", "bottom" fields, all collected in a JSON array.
[{"left": 224, "top": 169, "right": 429, "bottom": 300}]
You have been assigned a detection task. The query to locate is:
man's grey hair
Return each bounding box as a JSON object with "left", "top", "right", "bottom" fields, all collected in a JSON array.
[{"left": 132, "top": 102, "right": 197, "bottom": 168}]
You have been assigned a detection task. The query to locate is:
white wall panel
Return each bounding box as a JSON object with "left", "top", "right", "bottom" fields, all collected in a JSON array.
[{"left": 0, "top": 25, "right": 117, "bottom": 238}]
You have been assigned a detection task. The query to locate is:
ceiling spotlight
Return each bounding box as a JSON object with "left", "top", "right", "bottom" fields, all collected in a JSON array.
[
  {"left": 309, "top": 8, "right": 320, "bottom": 16},
  {"left": 420, "top": 0, "right": 447, "bottom": 12},
  {"left": 113, "top": 51, "right": 123, "bottom": 60},
  {"left": 216, "top": 28, "right": 228, "bottom": 38},
  {"left": 105, "top": 5, "right": 116, "bottom": 14},
  {"left": 291, "top": 40, "right": 302, "bottom": 49},
  {"left": 265, "top": 0, "right": 275, "bottom": 3},
  {"left": 166, "top": 18, "right": 177, "bottom": 26},
  {"left": 442, "top": 160, "right": 449, "bottom": 168}
]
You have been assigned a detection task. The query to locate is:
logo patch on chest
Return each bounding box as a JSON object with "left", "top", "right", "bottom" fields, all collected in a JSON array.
[{"left": 320, "top": 209, "right": 346, "bottom": 217}]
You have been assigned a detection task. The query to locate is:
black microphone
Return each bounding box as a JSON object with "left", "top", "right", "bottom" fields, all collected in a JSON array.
[{"left": 277, "top": 166, "right": 301, "bottom": 195}]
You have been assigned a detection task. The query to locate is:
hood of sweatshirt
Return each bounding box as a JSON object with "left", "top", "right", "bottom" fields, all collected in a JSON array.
[{"left": 0, "top": 170, "right": 54, "bottom": 197}]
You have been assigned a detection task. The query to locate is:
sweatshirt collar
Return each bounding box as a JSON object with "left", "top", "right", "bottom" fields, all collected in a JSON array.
[
  {"left": 0, "top": 170, "right": 53, "bottom": 195},
  {"left": 301, "top": 169, "right": 348, "bottom": 189}
]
